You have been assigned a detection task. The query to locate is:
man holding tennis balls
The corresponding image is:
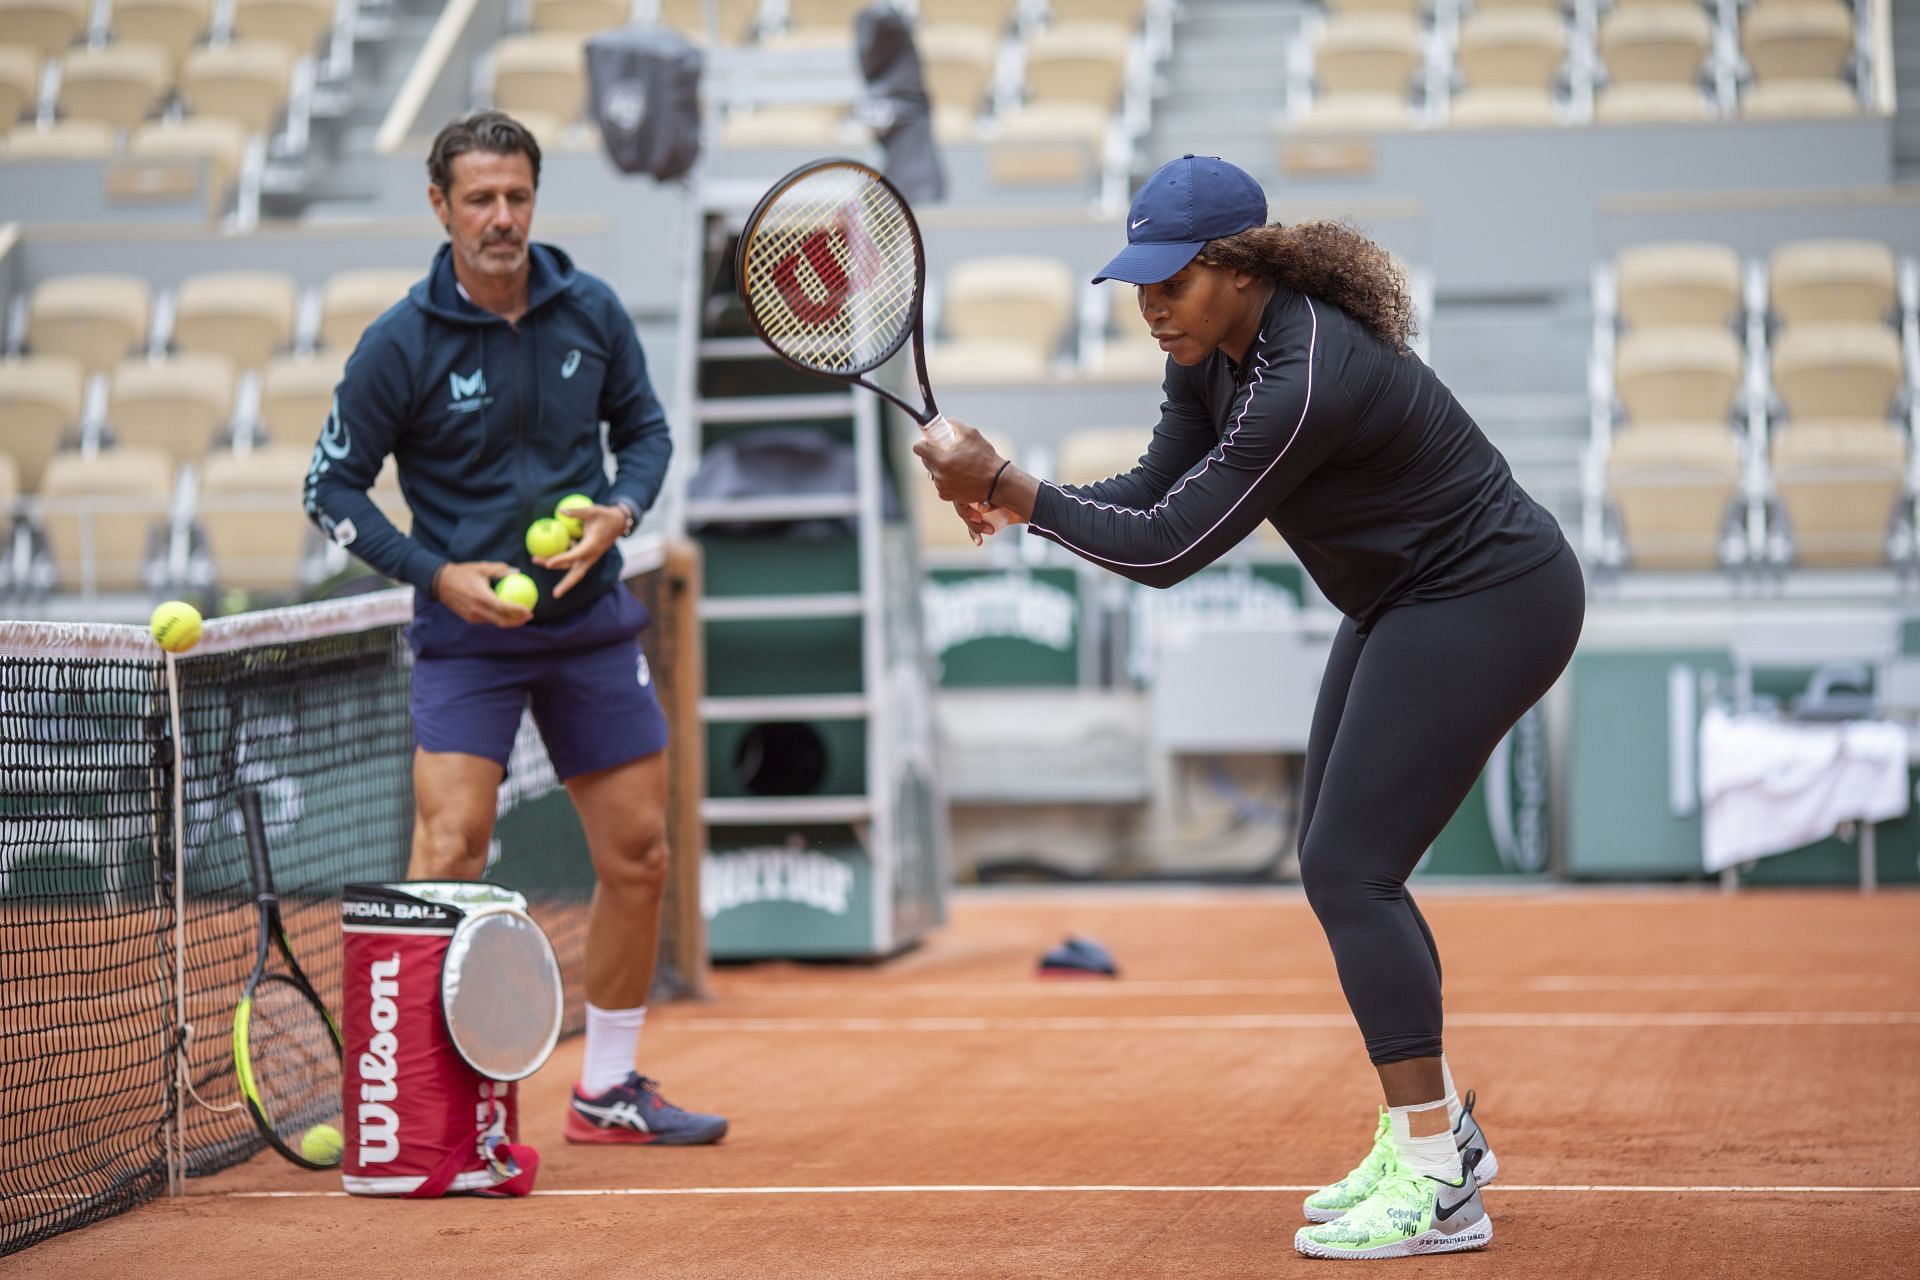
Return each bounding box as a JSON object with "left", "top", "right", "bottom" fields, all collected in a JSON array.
[{"left": 302, "top": 110, "right": 727, "bottom": 1148}]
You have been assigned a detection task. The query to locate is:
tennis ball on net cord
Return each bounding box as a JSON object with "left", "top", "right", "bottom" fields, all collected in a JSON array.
[
  {"left": 300, "top": 1122, "right": 343, "bottom": 1165},
  {"left": 526, "top": 517, "right": 571, "bottom": 558},
  {"left": 149, "top": 601, "right": 203, "bottom": 654},
  {"left": 554, "top": 493, "right": 595, "bottom": 539},
  {"left": 495, "top": 572, "right": 539, "bottom": 609}
]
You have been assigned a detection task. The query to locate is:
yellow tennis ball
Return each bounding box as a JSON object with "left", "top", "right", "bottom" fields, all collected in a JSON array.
[
  {"left": 300, "top": 1122, "right": 343, "bottom": 1164},
  {"left": 526, "top": 517, "right": 571, "bottom": 559},
  {"left": 555, "top": 493, "right": 594, "bottom": 540},
  {"left": 495, "top": 572, "right": 538, "bottom": 609},
  {"left": 148, "top": 601, "right": 203, "bottom": 654}
]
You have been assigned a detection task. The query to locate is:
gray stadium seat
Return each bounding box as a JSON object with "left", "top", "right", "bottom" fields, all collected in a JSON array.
[
  {"left": 28, "top": 273, "right": 153, "bottom": 375},
  {"left": 0, "top": 353, "right": 84, "bottom": 491},
  {"left": 108, "top": 353, "right": 236, "bottom": 462},
  {"left": 1772, "top": 424, "right": 1906, "bottom": 568}
]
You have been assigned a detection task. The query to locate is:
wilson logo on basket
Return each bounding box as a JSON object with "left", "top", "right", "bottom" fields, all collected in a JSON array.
[{"left": 357, "top": 953, "right": 402, "bottom": 1165}]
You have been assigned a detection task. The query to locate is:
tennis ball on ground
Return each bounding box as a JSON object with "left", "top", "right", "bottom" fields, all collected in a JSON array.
[
  {"left": 554, "top": 493, "right": 595, "bottom": 539},
  {"left": 300, "top": 1122, "right": 343, "bottom": 1165},
  {"left": 526, "top": 517, "right": 571, "bottom": 558},
  {"left": 495, "top": 572, "right": 538, "bottom": 610},
  {"left": 149, "top": 601, "right": 203, "bottom": 654}
]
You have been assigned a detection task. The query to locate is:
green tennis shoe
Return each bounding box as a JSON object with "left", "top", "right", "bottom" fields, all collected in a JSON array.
[
  {"left": 1301, "top": 1108, "right": 1393, "bottom": 1223},
  {"left": 1294, "top": 1148, "right": 1493, "bottom": 1260}
]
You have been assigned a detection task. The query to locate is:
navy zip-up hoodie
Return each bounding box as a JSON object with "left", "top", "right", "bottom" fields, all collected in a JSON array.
[{"left": 303, "top": 242, "right": 672, "bottom": 656}]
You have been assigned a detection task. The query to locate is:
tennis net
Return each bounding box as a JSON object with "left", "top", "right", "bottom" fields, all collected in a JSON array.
[{"left": 0, "top": 538, "right": 704, "bottom": 1256}]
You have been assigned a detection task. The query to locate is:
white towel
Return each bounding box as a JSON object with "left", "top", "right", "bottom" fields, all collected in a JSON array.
[{"left": 1698, "top": 708, "right": 1911, "bottom": 873}]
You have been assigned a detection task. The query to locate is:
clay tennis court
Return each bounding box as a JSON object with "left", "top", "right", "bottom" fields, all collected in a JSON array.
[{"left": 13, "top": 886, "right": 1916, "bottom": 1278}]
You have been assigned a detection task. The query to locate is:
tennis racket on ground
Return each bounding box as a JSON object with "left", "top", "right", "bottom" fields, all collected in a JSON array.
[{"left": 231, "top": 788, "right": 344, "bottom": 1170}]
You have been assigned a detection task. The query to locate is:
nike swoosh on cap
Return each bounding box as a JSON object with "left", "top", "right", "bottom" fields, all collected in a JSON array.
[{"left": 1131, "top": 217, "right": 1151, "bottom": 229}]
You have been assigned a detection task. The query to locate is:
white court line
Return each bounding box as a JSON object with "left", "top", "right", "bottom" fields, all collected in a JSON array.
[
  {"left": 719, "top": 974, "right": 1899, "bottom": 999},
  {"left": 664, "top": 1011, "right": 1920, "bottom": 1033},
  {"left": 216, "top": 1183, "right": 1920, "bottom": 1201}
]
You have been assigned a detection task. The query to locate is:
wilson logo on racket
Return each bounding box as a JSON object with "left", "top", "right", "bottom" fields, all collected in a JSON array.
[
  {"left": 357, "top": 953, "right": 402, "bottom": 1164},
  {"left": 768, "top": 220, "right": 875, "bottom": 327}
]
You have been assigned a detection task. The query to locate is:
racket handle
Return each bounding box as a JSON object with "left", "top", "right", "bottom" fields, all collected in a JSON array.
[{"left": 922, "top": 413, "right": 957, "bottom": 449}]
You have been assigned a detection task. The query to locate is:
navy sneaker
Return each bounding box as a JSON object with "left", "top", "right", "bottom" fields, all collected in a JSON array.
[{"left": 565, "top": 1072, "right": 729, "bottom": 1146}]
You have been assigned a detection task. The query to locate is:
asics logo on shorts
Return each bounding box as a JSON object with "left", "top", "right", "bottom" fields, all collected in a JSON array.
[{"left": 635, "top": 653, "right": 652, "bottom": 687}]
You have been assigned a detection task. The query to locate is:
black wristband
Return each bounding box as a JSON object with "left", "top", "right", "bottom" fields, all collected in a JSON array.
[{"left": 985, "top": 459, "right": 1012, "bottom": 506}]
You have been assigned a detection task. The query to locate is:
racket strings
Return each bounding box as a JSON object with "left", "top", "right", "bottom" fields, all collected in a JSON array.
[{"left": 245, "top": 977, "right": 341, "bottom": 1140}]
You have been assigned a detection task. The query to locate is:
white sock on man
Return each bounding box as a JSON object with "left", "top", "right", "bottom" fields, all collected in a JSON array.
[
  {"left": 580, "top": 1002, "right": 647, "bottom": 1096},
  {"left": 1388, "top": 1098, "right": 1464, "bottom": 1183},
  {"left": 1440, "top": 1056, "right": 1463, "bottom": 1131}
]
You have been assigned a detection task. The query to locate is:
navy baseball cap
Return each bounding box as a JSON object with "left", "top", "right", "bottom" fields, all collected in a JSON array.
[{"left": 1092, "top": 155, "right": 1269, "bottom": 285}]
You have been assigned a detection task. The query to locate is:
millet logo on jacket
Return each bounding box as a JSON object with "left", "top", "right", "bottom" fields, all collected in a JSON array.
[{"left": 448, "top": 368, "right": 491, "bottom": 413}]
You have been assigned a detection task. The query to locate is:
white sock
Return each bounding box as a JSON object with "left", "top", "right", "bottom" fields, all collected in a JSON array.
[
  {"left": 1440, "top": 1056, "right": 1463, "bottom": 1131},
  {"left": 580, "top": 1002, "right": 647, "bottom": 1096},
  {"left": 1388, "top": 1097, "right": 1464, "bottom": 1183}
]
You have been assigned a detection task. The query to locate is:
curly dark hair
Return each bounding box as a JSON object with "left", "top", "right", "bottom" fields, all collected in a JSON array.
[
  {"left": 1199, "top": 221, "right": 1418, "bottom": 354},
  {"left": 427, "top": 110, "right": 542, "bottom": 196}
]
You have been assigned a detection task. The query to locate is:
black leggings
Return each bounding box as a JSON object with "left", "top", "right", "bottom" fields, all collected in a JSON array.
[{"left": 1297, "top": 541, "right": 1585, "bottom": 1065}]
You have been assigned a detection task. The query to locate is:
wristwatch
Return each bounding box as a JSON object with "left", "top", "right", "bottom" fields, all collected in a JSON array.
[{"left": 612, "top": 496, "right": 641, "bottom": 538}]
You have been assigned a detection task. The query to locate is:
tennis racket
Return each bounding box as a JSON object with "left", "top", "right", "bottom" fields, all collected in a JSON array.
[{"left": 231, "top": 788, "right": 344, "bottom": 1170}]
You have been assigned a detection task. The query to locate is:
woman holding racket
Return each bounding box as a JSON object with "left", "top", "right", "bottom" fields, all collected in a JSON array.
[{"left": 915, "top": 154, "right": 1584, "bottom": 1261}]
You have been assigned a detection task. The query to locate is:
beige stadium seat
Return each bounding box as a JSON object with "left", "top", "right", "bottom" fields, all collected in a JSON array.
[
  {"left": 1316, "top": 16, "right": 1423, "bottom": 97},
  {"left": 1740, "top": 78, "right": 1858, "bottom": 118},
  {"left": 2, "top": 118, "right": 114, "bottom": 157},
  {"left": 919, "top": 0, "right": 1017, "bottom": 32},
  {"left": 0, "top": 43, "right": 37, "bottom": 125},
  {"left": 1323, "top": 0, "right": 1423, "bottom": 14},
  {"left": 231, "top": 0, "right": 334, "bottom": 56},
  {"left": 1464, "top": 0, "right": 1559, "bottom": 9},
  {"left": 128, "top": 115, "right": 248, "bottom": 197},
  {"left": 1059, "top": 427, "right": 1148, "bottom": 488},
  {"left": 920, "top": 24, "right": 996, "bottom": 117},
  {"left": 492, "top": 33, "right": 586, "bottom": 122},
  {"left": 0, "top": 0, "right": 85, "bottom": 56},
  {"left": 1598, "top": 5, "right": 1711, "bottom": 87},
  {"left": 1614, "top": 326, "right": 1743, "bottom": 425},
  {"left": 29, "top": 273, "right": 152, "bottom": 375},
  {"left": 58, "top": 42, "right": 170, "bottom": 130},
  {"left": 1087, "top": 330, "right": 1169, "bottom": 384},
  {"left": 986, "top": 101, "right": 1107, "bottom": 185},
  {"left": 943, "top": 256, "right": 1075, "bottom": 356},
  {"left": 40, "top": 446, "right": 174, "bottom": 591},
  {"left": 368, "top": 455, "right": 409, "bottom": 534},
  {"left": 1052, "top": 0, "right": 1143, "bottom": 22},
  {"left": 1455, "top": 10, "right": 1565, "bottom": 91},
  {"left": 1296, "top": 91, "right": 1414, "bottom": 131},
  {"left": 721, "top": 104, "right": 845, "bottom": 148},
  {"left": 1743, "top": 2, "right": 1852, "bottom": 83},
  {"left": 1023, "top": 22, "right": 1130, "bottom": 109},
  {"left": 1449, "top": 86, "right": 1559, "bottom": 127},
  {"left": 1606, "top": 426, "right": 1741, "bottom": 570},
  {"left": 1769, "top": 240, "right": 1896, "bottom": 328},
  {"left": 0, "top": 354, "right": 84, "bottom": 490},
  {"left": 784, "top": 0, "right": 864, "bottom": 27},
  {"left": 108, "top": 353, "right": 235, "bottom": 463},
  {"left": 181, "top": 41, "right": 293, "bottom": 134},
  {"left": 529, "top": 0, "right": 626, "bottom": 35},
  {"left": 656, "top": 0, "right": 756, "bottom": 43},
  {"left": 926, "top": 338, "right": 1049, "bottom": 386},
  {"left": 0, "top": 452, "right": 17, "bottom": 528},
  {"left": 1594, "top": 82, "right": 1711, "bottom": 123},
  {"left": 1614, "top": 242, "right": 1741, "bottom": 330},
  {"left": 111, "top": 0, "right": 210, "bottom": 72},
  {"left": 259, "top": 350, "right": 346, "bottom": 446},
  {"left": 198, "top": 444, "right": 313, "bottom": 591},
  {"left": 1771, "top": 323, "right": 1903, "bottom": 422},
  {"left": 1772, "top": 424, "right": 1905, "bottom": 568},
  {"left": 319, "top": 269, "right": 416, "bottom": 351},
  {"left": 172, "top": 270, "right": 297, "bottom": 370}
]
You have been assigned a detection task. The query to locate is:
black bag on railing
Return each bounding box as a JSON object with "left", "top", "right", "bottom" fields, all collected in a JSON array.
[{"left": 587, "top": 25, "right": 702, "bottom": 181}]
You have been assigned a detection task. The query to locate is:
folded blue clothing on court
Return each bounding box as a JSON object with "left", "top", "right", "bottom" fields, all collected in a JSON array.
[{"left": 1037, "top": 935, "right": 1118, "bottom": 978}]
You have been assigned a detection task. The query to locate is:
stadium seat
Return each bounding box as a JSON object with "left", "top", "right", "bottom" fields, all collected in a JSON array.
[
  {"left": 57, "top": 42, "right": 170, "bottom": 130},
  {"left": 1315, "top": 17, "right": 1423, "bottom": 97},
  {"left": 28, "top": 273, "right": 153, "bottom": 375},
  {"left": 1323, "top": 0, "right": 1424, "bottom": 15},
  {"left": 720, "top": 104, "right": 845, "bottom": 148},
  {"left": 986, "top": 101, "right": 1108, "bottom": 185},
  {"left": 1058, "top": 427, "right": 1148, "bottom": 488},
  {"left": 1614, "top": 242, "right": 1742, "bottom": 330},
  {"left": 1606, "top": 426, "right": 1741, "bottom": 569},
  {"left": 128, "top": 115, "right": 249, "bottom": 198},
  {"left": 1, "top": 118, "right": 115, "bottom": 157},
  {"left": 319, "top": 269, "right": 416, "bottom": 351},
  {"left": 39, "top": 445, "right": 174, "bottom": 591},
  {"left": 1296, "top": 91, "right": 1414, "bottom": 131},
  {"left": 110, "top": 0, "right": 210, "bottom": 72},
  {"left": 1742, "top": 2, "right": 1852, "bottom": 83},
  {"left": 919, "top": 0, "right": 1017, "bottom": 33},
  {"left": 926, "top": 338, "right": 1050, "bottom": 386},
  {"left": 1463, "top": 0, "right": 1560, "bottom": 10},
  {"left": 1740, "top": 78, "right": 1858, "bottom": 118},
  {"left": 1086, "top": 330, "right": 1169, "bottom": 384},
  {"left": 1771, "top": 323, "right": 1903, "bottom": 422},
  {"left": 1454, "top": 9, "right": 1565, "bottom": 91},
  {"left": 529, "top": 0, "right": 627, "bottom": 36},
  {"left": 944, "top": 257, "right": 1075, "bottom": 358},
  {"left": 180, "top": 41, "right": 294, "bottom": 134},
  {"left": 197, "top": 444, "right": 313, "bottom": 591},
  {"left": 1769, "top": 240, "right": 1897, "bottom": 328},
  {"left": 1598, "top": 5, "right": 1711, "bottom": 87},
  {"left": 1449, "top": 86, "right": 1559, "bottom": 127},
  {"left": 172, "top": 269, "right": 298, "bottom": 370},
  {"left": 784, "top": 0, "right": 865, "bottom": 30},
  {"left": 1594, "top": 82, "right": 1711, "bottom": 123},
  {"left": 656, "top": 0, "right": 757, "bottom": 44},
  {"left": 491, "top": 33, "right": 587, "bottom": 123},
  {"left": 1772, "top": 424, "right": 1906, "bottom": 568},
  {"left": 920, "top": 24, "right": 997, "bottom": 118},
  {"left": 0, "top": 0, "right": 85, "bottom": 57},
  {"left": 1614, "top": 326, "right": 1743, "bottom": 425},
  {"left": 1022, "top": 22, "right": 1131, "bottom": 110},
  {"left": 230, "top": 0, "right": 334, "bottom": 56},
  {"left": 107, "top": 353, "right": 236, "bottom": 462},
  {"left": 0, "top": 450, "right": 18, "bottom": 540},
  {"left": 0, "top": 43, "right": 37, "bottom": 124},
  {"left": 1052, "top": 0, "right": 1145, "bottom": 22},
  {"left": 259, "top": 350, "right": 346, "bottom": 446},
  {"left": 0, "top": 354, "right": 84, "bottom": 491}
]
